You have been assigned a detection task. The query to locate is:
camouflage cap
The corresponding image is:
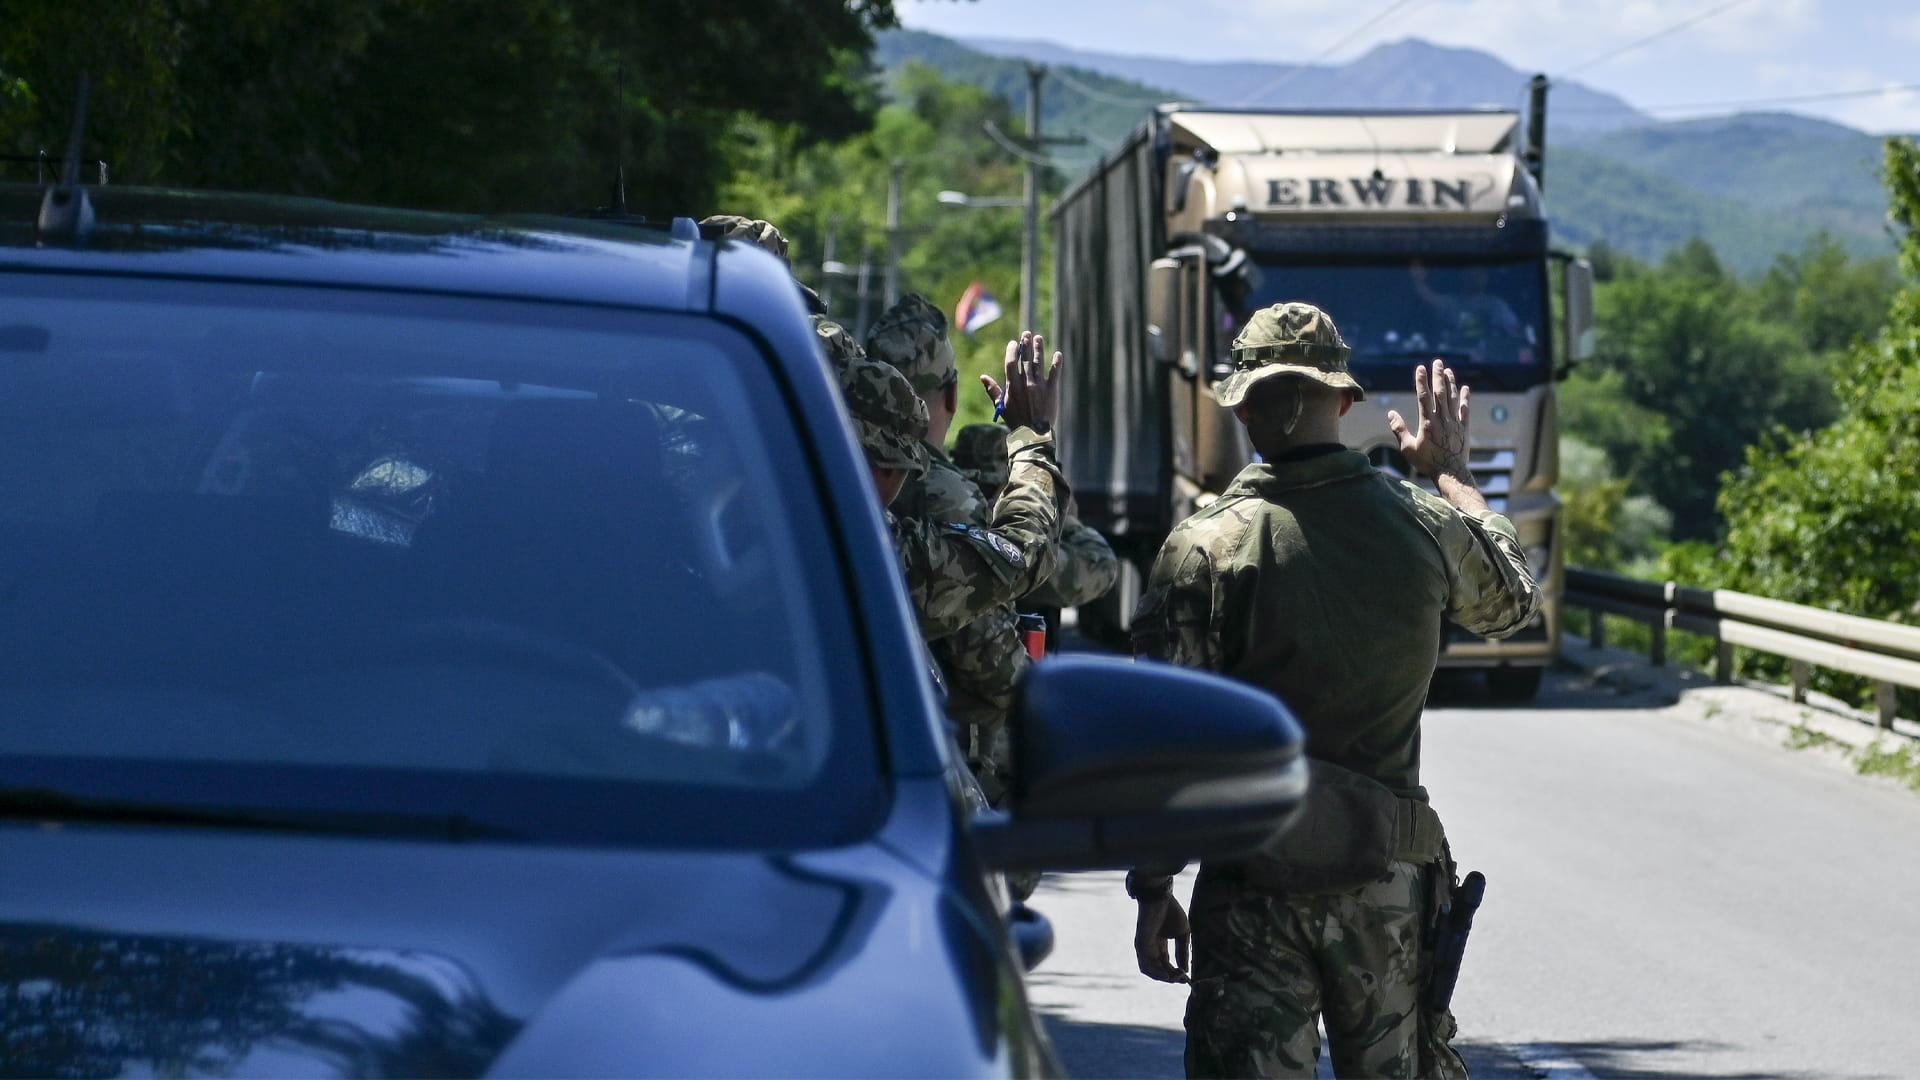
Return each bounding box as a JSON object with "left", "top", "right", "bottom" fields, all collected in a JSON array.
[
  {"left": 950, "top": 422, "right": 1011, "bottom": 493},
  {"left": 812, "top": 313, "right": 864, "bottom": 375},
  {"left": 700, "top": 215, "right": 790, "bottom": 263},
  {"left": 865, "top": 292, "right": 957, "bottom": 394},
  {"left": 1215, "top": 301, "right": 1365, "bottom": 408},
  {"left": 838, "top": 352, "right": 929, "bottom": 476}
]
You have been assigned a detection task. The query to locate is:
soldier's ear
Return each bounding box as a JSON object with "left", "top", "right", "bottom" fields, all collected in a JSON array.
[{"left": 1338, "top": 391, "right": 1356, "bottom": 418}]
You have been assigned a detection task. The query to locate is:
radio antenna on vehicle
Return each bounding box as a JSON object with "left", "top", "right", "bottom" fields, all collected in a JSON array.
[
  {"left": 37, "top": 72, "right": 97, "bottom": 247},
  {"left": 572, "top": 64, "right": 642, "bottom": 223}
]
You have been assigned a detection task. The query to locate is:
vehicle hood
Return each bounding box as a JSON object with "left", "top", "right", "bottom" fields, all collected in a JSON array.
[{"left": 0, "top": 821, "right": 996, "bottom": 1078}]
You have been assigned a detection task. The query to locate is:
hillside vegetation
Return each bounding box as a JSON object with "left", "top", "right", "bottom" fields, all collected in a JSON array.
[{"left": 878, "top": 29, "right": 1894, "bottom": 273}]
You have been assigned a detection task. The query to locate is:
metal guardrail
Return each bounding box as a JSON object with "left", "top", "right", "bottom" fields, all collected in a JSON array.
[{"left": 1565, "top": 567, "right": 1920, "bottom": 729}]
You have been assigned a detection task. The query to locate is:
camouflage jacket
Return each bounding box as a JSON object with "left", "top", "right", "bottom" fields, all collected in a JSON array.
[
  {"left": 895, "top": 442, "right": 1027, "bottom": 738},
  {"left": 1025, "top": 513, "right": 1119, "bottom": 608},
  {"left": 891, "top": 440, "right": 990, "bottom": 525},
  {"left": 892, "top": 427, "right": 1065, "bottom": 642},
  {"left": 1132, "top": 448, "right": 1539, "bottom": 797}
]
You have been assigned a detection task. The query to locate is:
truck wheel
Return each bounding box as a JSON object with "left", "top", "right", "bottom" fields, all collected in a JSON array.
[{"left": 1486, "top": 666, "right": 1543, "bottom": 702}]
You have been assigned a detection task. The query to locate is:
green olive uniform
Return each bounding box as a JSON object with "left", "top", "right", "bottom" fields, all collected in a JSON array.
[
  {"left": 869, "top": 299, "right": 1035, "bottom": 801},
  {"left": 1130, "top": 302, "right": 1540, "bottom": 1080},
  {"left": 951, "top": 421, "right": 1119, "bottom": 610},
  {"left": 832, "top": 310, "right": 1065, "bottom": 649}
]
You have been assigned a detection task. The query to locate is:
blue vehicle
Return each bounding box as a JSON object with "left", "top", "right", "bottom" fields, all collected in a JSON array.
[{"left": 0, "top": 173, "right": 1305, "bottom": 1077}]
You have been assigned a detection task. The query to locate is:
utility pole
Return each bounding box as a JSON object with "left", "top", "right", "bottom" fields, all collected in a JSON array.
[
  {"left": 820, "top": 215, "right": 840, "bottom": 311},
  {"left": 992, "top": 66, "right": 1082, "bottom": 337},
  {"left": 1022, "top": 66, "right": 1043, "bottom": 336},
  {"left": 855, "top": 249, "right": 873, "bottom": 340},
  {"left": 978, "top": 67, "right": 1082, "bottom": 336},
  {"left": 885, "top": 160, "right": 904, "bottom": 308}
]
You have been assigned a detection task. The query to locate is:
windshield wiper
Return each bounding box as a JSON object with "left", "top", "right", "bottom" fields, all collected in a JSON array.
[{"left": 0, "top": 785, "right": 523, "bottom": 841}]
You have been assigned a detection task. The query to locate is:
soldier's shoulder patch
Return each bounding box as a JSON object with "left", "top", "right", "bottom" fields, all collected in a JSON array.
[{"left": 942, "top": 521, "right": 1026, "bottom": 569}]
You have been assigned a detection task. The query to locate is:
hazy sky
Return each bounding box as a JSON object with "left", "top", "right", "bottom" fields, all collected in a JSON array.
[{"left": 899, "top": 0, "right": 1920, "bottom": 133}]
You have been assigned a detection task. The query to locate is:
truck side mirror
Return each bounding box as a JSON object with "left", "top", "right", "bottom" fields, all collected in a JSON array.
[
  {"left": 1149, "top": 257, "right": 1184, "bottom": 370},
  {"left": 1561, "top": 258, "right": 1595, "bottom": 375}
]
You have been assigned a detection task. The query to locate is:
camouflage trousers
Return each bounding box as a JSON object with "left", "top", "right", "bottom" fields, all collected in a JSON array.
[{"left": 1183, "top": 860, "right": 1468, "bottom": 1079}]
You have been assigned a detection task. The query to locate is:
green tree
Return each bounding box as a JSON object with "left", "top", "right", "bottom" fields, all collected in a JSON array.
[
  {"left": 1716, "top": 139, "right": 1920, "bottom": 617},
  {"left": 716, "top": 62, "right": 1041, "bottom": 434},
  {"left": 1, "top": 0, "right": 897, "bottom": 214},
  {"left": 1558, "top": 435, "right": 1670, "bottom": 572},
  {"left": 1700, "top": 139, "right": 1920, "bottom": 710},
  {"left": 1574, "top": 237, "right": 1836, "bottom": 540},
  {"left": 1754, "top": 232, "right": 1899, "bottom": 356}
]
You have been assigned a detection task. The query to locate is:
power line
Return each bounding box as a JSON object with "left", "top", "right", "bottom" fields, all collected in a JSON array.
[
  {"left": 980, "top": 119, "right": 1083, "bottom": 171},
  {"left": 1556, "top": 81, "right": 1920, "bottom": 116},
  {"left": 1234, "top": 0, "right": 1434, "bottom": 105},
  {"left": 1047, "top": 65, "right": 1168, "bottom": 109},
  {"left": 1554, "top": 0, "right": 1758, "bottom": 79}
]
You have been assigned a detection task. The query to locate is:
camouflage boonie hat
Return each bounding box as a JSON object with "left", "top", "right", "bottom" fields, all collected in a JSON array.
[
  {"left": 812, "top": 314, "right": 864, "bottom": 375},
  {"left": 950, "top": 422, "right": 1011, "bottom": 493},
  {"left": 838, "top": 353, "right": 929, "bottom": 476},
  {"left": 865, "top": 292, "right": 957, "bottom": 394},
  {"left": 700, "top": 215, "right": 790, "bottom": 263},
  {"left": 1216, "top": 301, "right": 1364, "bottom": 408}
]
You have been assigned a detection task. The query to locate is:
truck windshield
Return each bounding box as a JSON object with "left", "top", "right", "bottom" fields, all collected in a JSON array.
[
  {"left": 0, "top": 277, "right": 881, "bottom": 849},
  {"left": 1243, "top": 259, "right": 1550, "bottom": 393}
]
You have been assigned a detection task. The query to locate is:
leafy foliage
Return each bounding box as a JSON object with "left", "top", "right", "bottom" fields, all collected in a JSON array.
[
  {"left": 1567, "top": 236, "right": 1849, "bottom": 541},
  {"left": 1, "top": 0, "right": 897, "bottom": 214},
  {"left": 1558, "top": 436, "right": 1669, "bottom": 572},
  {"left": 1677, "top": 139, "right": 1920, "bottom": 710},
  {"left": 716, "top": 62, "right": 1045, "bottom": 435}
]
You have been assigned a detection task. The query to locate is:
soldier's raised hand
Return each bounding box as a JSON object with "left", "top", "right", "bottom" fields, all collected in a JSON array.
[
  {"left": 1386, "top": 359, "right": 1473, "bottom": 482},
  {"left": 980, "top": 330, "right": 1063, "bottom": 433}
]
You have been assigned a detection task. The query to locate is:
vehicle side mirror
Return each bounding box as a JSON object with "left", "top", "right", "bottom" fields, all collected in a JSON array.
[
  {"left": 1561, "top": 257, "right": 1595, "bottom": 375},
  {"left": 971, "top": 655, "right": 1306, "bottom": 872},
  {"left": 1148, "top": 257, "right": 1183, "bottom": 368}
]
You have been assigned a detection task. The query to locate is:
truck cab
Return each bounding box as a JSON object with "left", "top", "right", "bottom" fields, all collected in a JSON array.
[{"left": 1056, "top": 100, "right": 1594, "bottom": 699}]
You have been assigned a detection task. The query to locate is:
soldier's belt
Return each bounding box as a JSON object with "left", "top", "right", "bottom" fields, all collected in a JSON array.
[
  {"left": 1236, "top": 758, "right": 1446, "bottom": 895},
  {"left": 1396, "top": 797, "right": 1446, "bottom": 863}
]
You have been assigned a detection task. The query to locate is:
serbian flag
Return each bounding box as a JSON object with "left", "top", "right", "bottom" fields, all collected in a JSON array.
[{"left": 955, "top": 282, "right": 1004, "bottom": 337}]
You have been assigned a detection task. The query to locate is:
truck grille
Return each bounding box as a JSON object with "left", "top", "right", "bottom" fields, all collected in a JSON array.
[
  {"left": 1365, "top": 444, "right": 1513, "bottom": 513},
  {"left": 1471, "top": 448, "right": 1513, "bottom": 513}
]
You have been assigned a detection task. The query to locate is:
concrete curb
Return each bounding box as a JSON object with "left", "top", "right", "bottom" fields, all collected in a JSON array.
[{"left": 1556, "top": 632, "right": 1920, "bottom": 789}]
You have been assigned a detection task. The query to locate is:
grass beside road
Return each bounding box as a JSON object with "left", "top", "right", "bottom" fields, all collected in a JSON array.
[{"left": 1785, "top": 717, "right": 1920, "bottom": 790}]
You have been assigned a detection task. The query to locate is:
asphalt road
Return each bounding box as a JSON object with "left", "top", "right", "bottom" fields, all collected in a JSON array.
[{"left": 1024, "top": 666, "right": 1920, "bottom": 1079}]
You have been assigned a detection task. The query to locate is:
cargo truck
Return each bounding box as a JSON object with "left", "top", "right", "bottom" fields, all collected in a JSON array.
[{"left": 1053, "top": 80, "right": 1594, "bottom": 700}]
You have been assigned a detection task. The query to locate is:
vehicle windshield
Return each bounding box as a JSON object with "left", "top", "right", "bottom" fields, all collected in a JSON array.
[
  {"left": 0, "top": 277, "right": 880, "bottom": 847},
  {"left": 1242, "top": 258, "right": 1551, "bottom": 392}
]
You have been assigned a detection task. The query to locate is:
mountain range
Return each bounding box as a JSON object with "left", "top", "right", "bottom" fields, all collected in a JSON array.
[{"left": 876, "top": 30, "right": 1898, "bottom": 274}]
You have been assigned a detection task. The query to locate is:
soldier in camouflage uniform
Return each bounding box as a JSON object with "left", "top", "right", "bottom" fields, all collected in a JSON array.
[
  {"left": 952, "top": 422, "right": 1119, "bottom": 609},
  {"left": 865, "top": 296, "right": 1028, "bottom": 800},
  {"left": 1126, "top": 302, "right": 1541, "bottom": 1079},
  {"left": 701, "top": 214, "right": 827, "bottom": 315},
  {"left": 832, "top": 321, "right": 1067, "bottom": 645}
]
